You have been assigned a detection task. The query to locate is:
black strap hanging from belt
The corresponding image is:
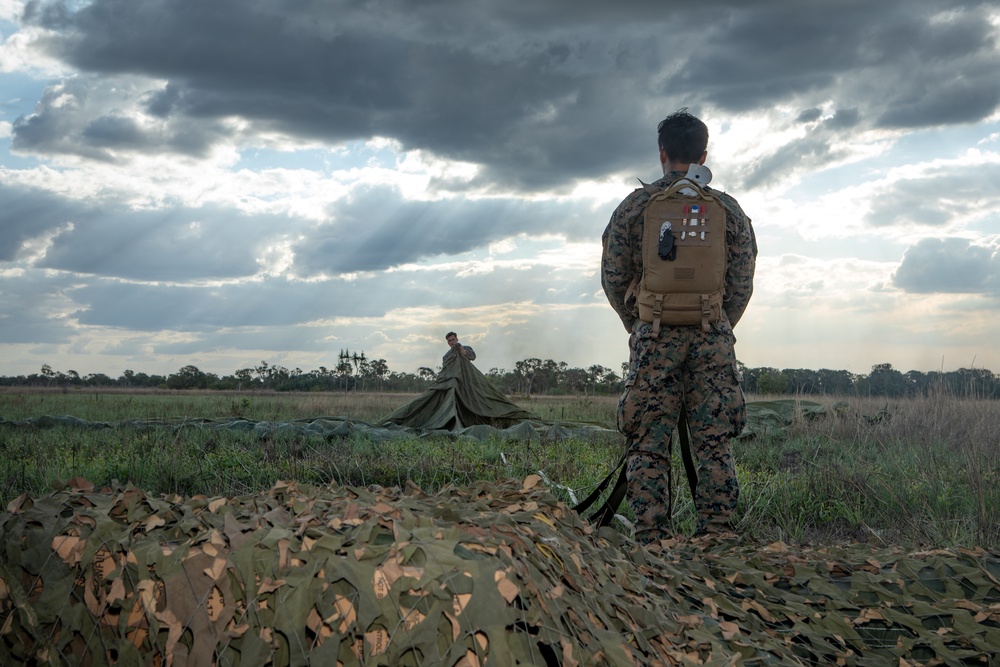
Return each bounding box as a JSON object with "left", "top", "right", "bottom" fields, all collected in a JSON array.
[
  {"left": 574, "top": 406, "right": 698, "bottom": 529},
  {"left": 589, "top": 461, "right": 629, "bottom": 528},
  {"left": 678, "top": 403, "right": 699, "bottom": 501},
  {"left": 572, "top": 452, "right": 628, "bottom": 528}
]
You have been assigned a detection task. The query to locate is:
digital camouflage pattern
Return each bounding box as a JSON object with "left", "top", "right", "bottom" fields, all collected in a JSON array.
[
  {"left": 2, "top": 477, "right": 999, "bottom": 666},
  {"left": 603, "top": 171, "right": 757, "bottom": 542},
  {"left": 618, "top": 322, "right": 745, "bottom": 541}
]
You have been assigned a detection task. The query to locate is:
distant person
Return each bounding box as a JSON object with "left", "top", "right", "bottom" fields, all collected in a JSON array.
[
  {"left": 601, "top": 108, "right": 757, "bottom": 543},
  {"left": 444, "top": 331, "right": 477, "bottom": 363}
]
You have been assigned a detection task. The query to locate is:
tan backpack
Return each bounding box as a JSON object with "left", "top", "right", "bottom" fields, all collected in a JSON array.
[{"left": 633, "top": 177, "right": 728, "bottom": 333}]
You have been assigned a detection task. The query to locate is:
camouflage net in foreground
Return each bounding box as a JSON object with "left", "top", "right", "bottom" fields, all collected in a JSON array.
[{"left": 1, "top": 477, "right": 998, "bottom": 666}]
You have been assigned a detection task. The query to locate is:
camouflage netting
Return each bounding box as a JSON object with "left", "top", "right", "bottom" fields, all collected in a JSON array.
[{"left": 2, "top": 477, "right": 999, "bottom": 666}]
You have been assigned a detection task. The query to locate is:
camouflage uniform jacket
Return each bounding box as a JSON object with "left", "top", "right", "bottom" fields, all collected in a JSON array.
[{"left": 602, "top": 171, "right": 757, "bottom": 334}]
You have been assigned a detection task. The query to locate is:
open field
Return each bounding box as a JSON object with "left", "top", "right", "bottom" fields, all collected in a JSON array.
[{"left": 1, "top": 387, "right": 998, "bottom": 549}]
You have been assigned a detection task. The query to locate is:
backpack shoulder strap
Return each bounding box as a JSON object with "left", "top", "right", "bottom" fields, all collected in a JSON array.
[{"left": 637, "top": 178, "right": 662, "bottom": 195}]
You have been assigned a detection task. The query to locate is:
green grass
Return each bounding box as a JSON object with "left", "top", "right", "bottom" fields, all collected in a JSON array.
[
  {"left": 734, "top": 394, "right": 1000, "bottom": 548},
  {"left": 0, "top": 387, "right": 411, "bottom": 423},
  {"left": 0, "top": 388, "right": 623, "bottom": 513},
  {"left": 2, "top": 388, "right": 998, "bottom": 549}
]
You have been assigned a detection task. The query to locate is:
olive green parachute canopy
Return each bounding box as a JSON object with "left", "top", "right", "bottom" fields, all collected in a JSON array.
[
  {"left": 2, "top": 477, "right": 999, "bottom": 666},
  {"left": 737, "top": 399, "right": 829, "bottom": 439},
  {"left": 379, "top": 352, "right": 536, "bottom": 430}
]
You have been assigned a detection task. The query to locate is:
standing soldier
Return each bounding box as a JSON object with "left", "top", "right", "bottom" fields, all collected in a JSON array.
[
  {"left": 601, "top": 108, "right": 757, "bottom": 543},
  {"left": 444, "top": 332, "right": 477, "bottom": 363}
]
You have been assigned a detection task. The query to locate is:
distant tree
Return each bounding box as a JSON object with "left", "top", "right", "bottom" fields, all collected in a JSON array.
[
  {"left": 166, "top": 365, "right": 209, "bottom": 390},
  {"left": 600, "top": 368, "right": 623, "bottom": 394},
  {"left": 947, "top": 367, "right": 1000, "bottom": 399},
  {"left": 234, "top": 368, "right": 254, "bottom": 389},
  {"left": 268, "top": 365, "right": 291, "bottom": 389},
  {"left": 817, "top": 368, "right": 856, "bottom": 395},
  {"left": 562, "top": 367, "right": 590, "bottom": 394},
  {"left": 514, "top": 358, "right": 543, "bottom": 395},
  {"left": 535, "top": 359, "right": 562, "bottom": 394},
  {"left": 366, "top": 358, "right": 390, "bottom": 391},
  {"left": 739, "top": 365, "right": 760, "bottom": 393},
  {"left": 336, "top": 355, "right": 355, "bottom": 390},
  {"left": 119, "top": 369, "right": 136, "bottom": 387},
  {"left": 254, "top": 361, "right": 273, "bottom": 385},
  {"left": 5, "top": 357, "right": 1000, "bottom": 399},
  {"left": 783, "top": 368, "right": 820, "bottom": 394},
  {"left": 85, "top": 373, "right": 114, "bottom": 386},
  {"left": 380, "top": 370, "right": 419, "bottom": 392},
  {"left": 484, "top": 367, "right": 515, "bottom": 393},
  {"left": 351, "top": 351, "right": 366, "bottom": 375},
  {"left": 757, "top": 368, "right": 789, "bottom": 395},
  {"left": 861, "top": 363, "right": 908, "bottom": 398},
  {"left": 587, "top": 365, "right": 609, "bottom": 395}
]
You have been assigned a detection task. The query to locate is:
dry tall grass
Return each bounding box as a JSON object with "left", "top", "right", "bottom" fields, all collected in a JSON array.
[{"left": 738, "top": 394, "right": 1000, "bottom": 547}]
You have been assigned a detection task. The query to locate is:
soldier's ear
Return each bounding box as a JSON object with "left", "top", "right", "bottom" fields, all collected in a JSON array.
[
  {"left": 659, "top": 147, "right": 668, "bottom": 165},
  {"left": 698, "top": 151, "right": 707, "bottom": 165}
]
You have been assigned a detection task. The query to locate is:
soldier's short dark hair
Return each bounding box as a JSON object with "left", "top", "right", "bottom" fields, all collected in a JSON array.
[
  {"left": 446, "top": 331, "right": 457, "bottom": 339},
  {"left": 657, "top": 108, "right": 709, "bottom": 164}
]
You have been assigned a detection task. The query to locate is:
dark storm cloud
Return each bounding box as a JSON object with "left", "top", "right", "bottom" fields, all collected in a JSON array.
[
  {"left": 12, "top": 77, "right": 233, "bottom": 160},
  {"left": 0, "top": 183, "right": 75, "bottom": 261},
  {"left": 686, "top": 0, "right": 999, "bottom": 127},
  {"left": 68, "top": 277, "right": 390, "bottom": 330},
  {"left": 67, "top": 259, "right": 577, "bottom": 332},
  {"left": 15, "top": 0, "right": 999, "bottom": 191},
  {"left": 291, "top": 185, "right": 605, "bottom": 276},
  {"left": 1, "top": 176, "right": 606, "bottom": 292},
  {"left": 740, "top": 110, "right": 859, "bottom": 189},
  {"left": 796, "top": 108, "right": 823, "bottom": 123},
  {"left": 37, "top": 205, "right": 271, "bottom": 281},
  {"left": 0, "top": 183, "right": 272, "bottom": 280},
  {"left": 865, "top": 162, "right": 1000, "bottom": 228},
  {"left": 0, "top": 272, "right": 77, "bottom": 344},
  {"left": 892, "top": 238, "right": 1000, "bottom": 294}
]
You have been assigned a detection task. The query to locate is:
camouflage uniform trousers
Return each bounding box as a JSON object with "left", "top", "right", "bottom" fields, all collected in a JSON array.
[{"left": 617, "top": 321, "right": 746, "bottom": 543}]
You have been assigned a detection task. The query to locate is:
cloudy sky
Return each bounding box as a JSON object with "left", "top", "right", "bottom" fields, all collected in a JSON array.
[{"left": 1, "top": 0, "right": 999, "bottom": 381}]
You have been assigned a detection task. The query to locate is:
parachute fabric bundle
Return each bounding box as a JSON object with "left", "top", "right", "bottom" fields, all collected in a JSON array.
[
  {"left": 379, "top": 353, "right": 536, "bottom": 431},
  {"left": 2, "top": 477, "right": 999, "bottom": 666}
]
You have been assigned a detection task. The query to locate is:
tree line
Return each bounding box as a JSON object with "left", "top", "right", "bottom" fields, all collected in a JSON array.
[
  {"left": 2, "top": 355, "right": 998, "bottom": 399},
  {"left": 740, "top": 362, "right": 1000, "bottom": 399}
]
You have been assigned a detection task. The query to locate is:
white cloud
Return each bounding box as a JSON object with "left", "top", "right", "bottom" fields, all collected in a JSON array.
[
  {"left": 0, "top": 25, "right": 69, "bottom": 76},
  {"left": 0, "top": 0, "right": 22, "bottom": 22}
]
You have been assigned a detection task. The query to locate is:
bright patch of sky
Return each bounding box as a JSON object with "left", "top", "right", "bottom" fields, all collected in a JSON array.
[
  {"left": 0, "top": 72, "right": 46, "bottom": 168},
  {"left": 235, "top": 140, "right": 401, "bottom": 174}
]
